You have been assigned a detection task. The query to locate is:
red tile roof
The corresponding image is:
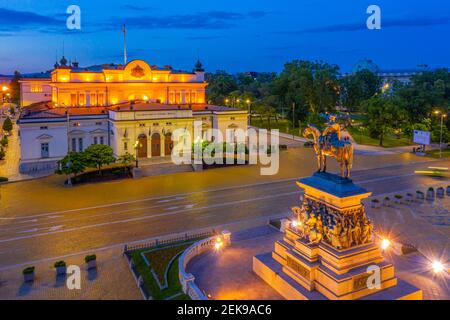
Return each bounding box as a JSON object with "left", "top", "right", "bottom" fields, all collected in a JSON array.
[{"left": 19, "top": 100, "right": 243, "bottom": 120}]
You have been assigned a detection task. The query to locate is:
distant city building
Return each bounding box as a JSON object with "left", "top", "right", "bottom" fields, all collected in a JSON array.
[
  {"left": 349, "top": 59, "right": 431, "bottom": 85},
  {"left": 17, "top": 58, "right": 247, "bottom": 173}
]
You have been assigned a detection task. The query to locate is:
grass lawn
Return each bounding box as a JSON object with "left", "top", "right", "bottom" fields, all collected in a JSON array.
[
  {"left": 144, "top": 244, "right": 191, "bottom": 288},
  {"left": 425, "top": 148, "right": 450, "bottom": 158},
  {"left": 129, "top": 243, "right": 193, "bottom": 300},
  {"left": 347, "top": 126, "right": 413, "bottom": 148}
]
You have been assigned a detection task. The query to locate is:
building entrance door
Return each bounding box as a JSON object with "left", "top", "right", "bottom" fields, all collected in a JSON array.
[
  {"left": 151, "top": 133, "right": 161, "bottom": 157},
  {"left": 137, "top": 134, "right": 147, "bottom": 158},
  {"left": 164, "top": 133, "right": 173, "bottom": 156}
]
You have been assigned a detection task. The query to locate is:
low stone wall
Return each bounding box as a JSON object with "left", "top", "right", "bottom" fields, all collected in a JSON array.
[{"left": 179, "top": 230, "right": 231, "bottom": 300}]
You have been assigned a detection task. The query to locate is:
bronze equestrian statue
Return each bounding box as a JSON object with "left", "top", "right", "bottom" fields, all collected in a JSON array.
[{"left": 303, "top": 115, "right": 353, "bottom": 178}]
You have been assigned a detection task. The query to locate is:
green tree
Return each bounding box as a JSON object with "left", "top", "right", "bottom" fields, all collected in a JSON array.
[
  {"left": 56, "top": 152, "right": 87, "bottom": 179},
  {"left": 340, "top": 69, "right": 382, "bottom": 112},
  {"left": 205, "top": 71, "right": 238, "bottom": 104},
  {"left": 271, "top": 60, "right": 340, "bottom": 124},
  {"left": 117, "top": 152, "right": 136, "bottom": 170},
  {"left": 2, "top": 117, "right": 13, "bottom": 132},
  {"left": 396, "top": 69, "right": 449, "bottom": 122},
  {"left": 83, "top": 144, "right": 116, "bottom": 174},
  {"left": 361, "top": 96, "right": 405, "bottom": 146},
  {"left": 9, "top": 71, "right": 21, "bottom": 105}
]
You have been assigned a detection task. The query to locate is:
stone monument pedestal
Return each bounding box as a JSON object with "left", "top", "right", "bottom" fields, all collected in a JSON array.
[{"left": 253, "top": 172, "right": 422, "bottom": 300}]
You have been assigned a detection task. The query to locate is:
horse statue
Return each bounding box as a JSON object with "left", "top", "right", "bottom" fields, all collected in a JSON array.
[{"left": 303, "top": 118, "right": 353, "bottom": 178}]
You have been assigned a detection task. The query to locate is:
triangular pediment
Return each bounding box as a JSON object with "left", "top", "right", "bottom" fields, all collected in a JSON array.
[
  {"left": 69, "top": 129, "right": 86, "bottom": 135},
  {"left": 36, "top": 134, "right": 53, "bottom": 140},
  {"left": 89, "top": 128, "right": 108, "bottom": 134}
]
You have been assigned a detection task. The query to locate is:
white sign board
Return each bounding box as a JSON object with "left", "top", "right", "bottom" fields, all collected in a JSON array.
[{"left": 413, "top": 130, "right": 430, "bottom": 145}]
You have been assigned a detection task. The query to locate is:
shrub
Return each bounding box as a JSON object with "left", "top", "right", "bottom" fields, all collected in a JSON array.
[
  {"left": 371, "top": 199, "right": 379, "bottom": 203},
  {"left": 84, "top": 254, "right": 97, "bottom": 263},
  {"left": 22, "top": 266, "right": 35, "bottom": 274},
  {"left": 54, "top": 260, "right": 66, "bottom": 268},
  {"left": 2, "top": 117, "right": 13, "bottom": 132},
  {"left": 384, "top": 197, "right": 390, "bottom": 201},
  {"left": 394, "top": 195, "right": 402, "bottom": 199},
  {"left": 0, "top": 148, "right": 5, "bottom": 160},
  {"left": 0, "top": 136, "right": 8, "bottom": 147}
]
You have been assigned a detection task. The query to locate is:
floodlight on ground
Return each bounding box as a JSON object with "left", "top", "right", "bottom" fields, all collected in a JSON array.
[
  {"left": 214, "top": 236, "right": 223, "bottom": 251},
  {"left": 432, "top": 261, "right": 445, "bottom": 274},
  {"left": 381, "top": 238, "right": 391, "bottom": 251}
]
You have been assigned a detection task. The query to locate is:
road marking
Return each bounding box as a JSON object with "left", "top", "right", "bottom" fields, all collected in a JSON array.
[
  {"left": 0, "top": 191, "right": 299, "bottom": 244},
  {"left": 0, "top": 159, "right": 438, "bottom": 221},
  {"left": 0, "top": 212, "right": 289, "bottom": 271},
  {"left": 18, "top": 228, "right": 38, "bottom": 234},
  {"left": 49, "top": 225, "right": 63, "bottom": 231}
]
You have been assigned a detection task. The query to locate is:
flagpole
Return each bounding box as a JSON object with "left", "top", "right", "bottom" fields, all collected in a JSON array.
[{"left": 122, "top": 24, "right": 127, "bottom": 65}]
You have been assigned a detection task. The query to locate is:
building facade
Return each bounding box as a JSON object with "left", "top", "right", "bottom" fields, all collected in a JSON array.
[{"left": 18, "top": 58, "right": 247, "bottom": 173}]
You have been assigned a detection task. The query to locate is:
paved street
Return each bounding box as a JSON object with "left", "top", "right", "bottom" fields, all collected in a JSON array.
[{"left": 0, "top": 149, "right": 447, "bottom": 271}]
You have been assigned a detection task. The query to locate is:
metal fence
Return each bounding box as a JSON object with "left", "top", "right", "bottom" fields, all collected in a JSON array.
[{"left": 123, "top": 230, "right": 215, "bottom": 254}]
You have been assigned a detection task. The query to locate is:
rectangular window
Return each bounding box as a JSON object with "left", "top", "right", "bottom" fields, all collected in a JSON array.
[
  {"left": 191, "top": 92, "right": 196, "bottom": 103},
  {"left": 40, "top": 143, "right": 49, "bottom": 158},
  {"left": 79, "top": 94, "right": 85, "bottom": 106},
  {"left": 93, "top": 137, "right": 98, "bottom": 145},
  {"left": 98, "top": 93, "right": 104, "bottom": 106},
  {"left": 91, "top": 93, "right": 97, "bottom": 106},
  {"left": 124, "top": 142, "right": 128, "bottom": 151},
  {"left": 71, "top": 94, "right": 77, "bottom": 106},
  {"left": 78, "top": 138, "right": 83, "bottom": 152},
  {"left": 100, "top": 136, "right": 104, "bottom": 145},
  {"left": 71, "top": 138, "right": 76, "bottom": 152},
  {"left": 95, "top": 122, "right": 102, "bottom": 126},
  {"left": 40, "top": 126, "right": 48, "bottom": 130}
]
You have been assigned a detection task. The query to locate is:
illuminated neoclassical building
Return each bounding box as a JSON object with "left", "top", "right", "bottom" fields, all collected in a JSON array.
[{"left": 18, "top": 58, "right": 247, "bottom": 173}]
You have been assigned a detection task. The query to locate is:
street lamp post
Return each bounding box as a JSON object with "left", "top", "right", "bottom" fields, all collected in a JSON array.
[
  {"left": 434, "top": 110, "right": 447, "bottom": 158},
  {"left": 134, "top": 140, "right": 139, "bottom": 168},
  {"left": 246, "top": 99, "right": 251, "bottom": 125}
]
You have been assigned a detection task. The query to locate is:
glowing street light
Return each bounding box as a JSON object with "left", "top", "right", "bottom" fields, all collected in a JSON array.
[
  {"left": 381, "top": 238, "right": 391, "bottom": 251},
  {"left": 214, "top": 236, "right": 223, "bottom": 251},
  {"left": 2, "top": 85, "right": 8, "bottom": 92},
  {"left": 432, "top": 261, "right": 445, "bottom": 274},
  {"left": 433, "top": 109, "right": 447, "bottom": 158}
]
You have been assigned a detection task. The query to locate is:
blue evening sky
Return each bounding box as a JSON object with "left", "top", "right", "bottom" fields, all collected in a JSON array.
[{"left": 0, "top": 0, "right": 449, "bottom": 74}]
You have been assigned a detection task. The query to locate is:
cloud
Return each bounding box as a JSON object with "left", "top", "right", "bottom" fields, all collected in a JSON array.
[
  {"left": 0, "top": 7, "right": 268, "bottom": 35},
  {"left": 105, "top": 11, "right": 267, "bottom": 30},
  {"left": 275, "top": 15, "right": 450, "bottom": 34},
  {"left": 0, "top": 8, "right": 64, "bottom": 32}
]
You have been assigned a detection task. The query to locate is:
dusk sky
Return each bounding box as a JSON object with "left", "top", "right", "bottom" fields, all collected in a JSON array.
[{"left": 0, "top": 0, "right": 449, "bottom": 74}]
